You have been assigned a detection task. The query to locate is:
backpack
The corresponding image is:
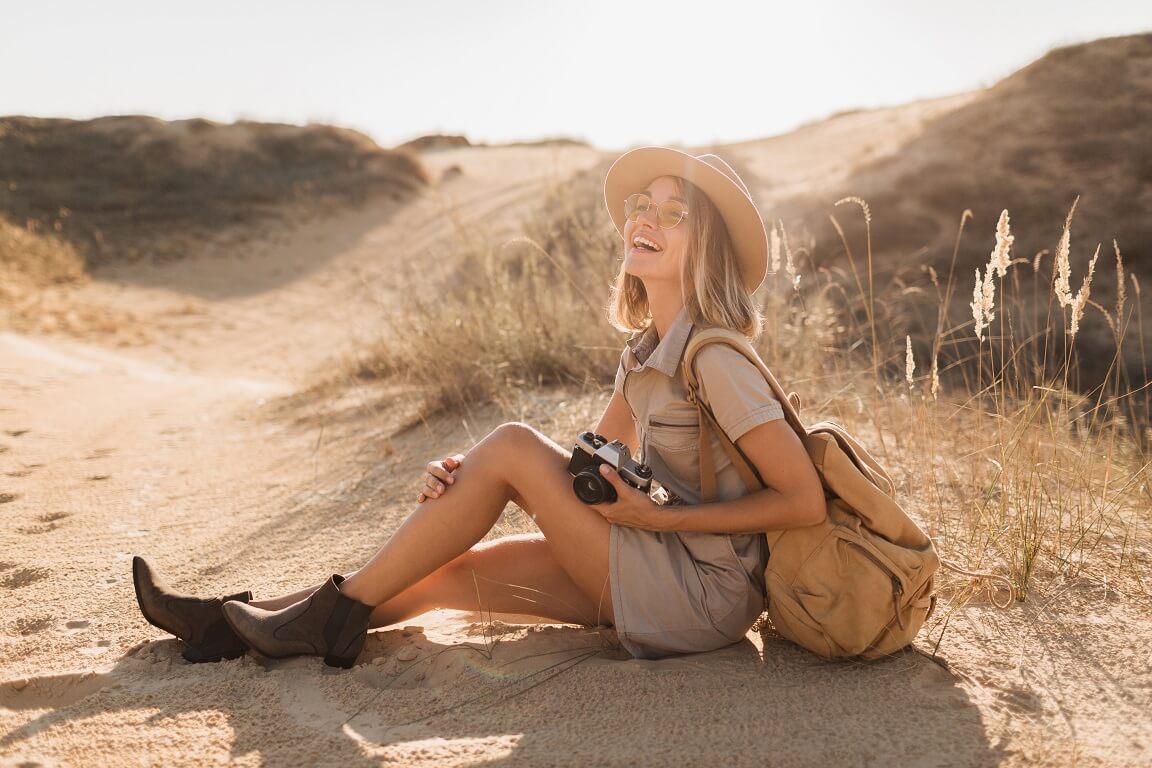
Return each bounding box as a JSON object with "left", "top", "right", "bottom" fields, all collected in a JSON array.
[{"left": 679, "top": 327, "right": 941, "bottom": 659}]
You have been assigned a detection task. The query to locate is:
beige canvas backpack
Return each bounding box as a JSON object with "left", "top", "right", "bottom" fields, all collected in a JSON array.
[{"left": 680, "top": 327, "right": 942, "bottom": 659}]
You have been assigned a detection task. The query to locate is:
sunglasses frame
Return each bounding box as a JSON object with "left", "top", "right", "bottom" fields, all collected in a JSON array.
[{"left": 624, "top": 192, "right": 690, "bottom": 229}]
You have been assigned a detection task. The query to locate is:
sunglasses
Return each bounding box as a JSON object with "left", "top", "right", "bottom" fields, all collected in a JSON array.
[{"left": 624, "top": 192, "right": 690, "bottom": 229}]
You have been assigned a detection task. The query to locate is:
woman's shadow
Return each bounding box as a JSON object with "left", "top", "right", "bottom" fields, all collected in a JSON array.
[{"left": 0, "top": 621, "right": 1003, "bottom": 766}]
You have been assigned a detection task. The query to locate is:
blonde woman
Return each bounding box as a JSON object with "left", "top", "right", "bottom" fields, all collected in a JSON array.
[{"left": 133, "top": 147, "right": 827, "bottom": 665}]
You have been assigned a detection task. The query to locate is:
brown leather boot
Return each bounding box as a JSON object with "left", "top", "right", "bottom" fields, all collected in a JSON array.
[
  {"left": 221, "top": 574, "right": 373, "bottom": 669},
  {"left": 132, "top": 556, "right": 252, "bottom": 663}
]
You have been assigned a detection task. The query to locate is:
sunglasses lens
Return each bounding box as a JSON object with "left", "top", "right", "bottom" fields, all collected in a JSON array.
[
  {"left": 624, "top": 193, "right": 649, "bottom": 222},
  {"left": 657, "top": 201, "right": 687, "bottom": 228}
]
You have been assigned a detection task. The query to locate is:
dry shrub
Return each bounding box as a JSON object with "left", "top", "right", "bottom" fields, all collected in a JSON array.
[
  {"left": 351, "top": 167, "right": 622, "bottom": 411},
  {"left": 0, "top": 216, "right": 85, "bottom": 286}
]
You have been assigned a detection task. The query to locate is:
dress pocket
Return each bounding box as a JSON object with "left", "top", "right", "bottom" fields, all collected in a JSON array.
[{"left": 646, "top": 416, "right": 699, "bottom": 453}]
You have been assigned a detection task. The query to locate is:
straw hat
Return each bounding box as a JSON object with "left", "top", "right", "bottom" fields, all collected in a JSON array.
[{"left": 603, "top": 146, "right": 768, "bottom": 293}]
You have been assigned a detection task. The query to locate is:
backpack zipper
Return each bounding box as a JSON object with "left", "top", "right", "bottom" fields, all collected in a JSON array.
[{"left": 845, "top": 540, "right": 906, "bottom": 630}]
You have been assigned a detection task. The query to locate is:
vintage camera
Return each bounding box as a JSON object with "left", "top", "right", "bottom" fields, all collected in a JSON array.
[{"left": 567, "top": 431, "right": 653, "bottom": 504}]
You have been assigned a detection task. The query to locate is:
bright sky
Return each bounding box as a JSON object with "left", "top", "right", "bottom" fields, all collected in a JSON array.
[{"left": 2, "top": 0, "right": 1150, "bottom": 151}]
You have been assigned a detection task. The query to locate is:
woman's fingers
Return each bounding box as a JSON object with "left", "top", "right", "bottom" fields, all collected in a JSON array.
[
  {"left": 427, "top": 461, "right": 457, "bottom": 485},
  {"left": 419, "top": 454, "right": 464, "bottom": 502}
]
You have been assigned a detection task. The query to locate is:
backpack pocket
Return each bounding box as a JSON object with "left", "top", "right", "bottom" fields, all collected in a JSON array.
[{"left": 767, "top": 526, "right": 916, "bottom": 657}]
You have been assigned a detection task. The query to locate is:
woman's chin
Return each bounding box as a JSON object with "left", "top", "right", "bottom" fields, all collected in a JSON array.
[{"left": 623, "top": 249, "right": 672, "bottom": 280}]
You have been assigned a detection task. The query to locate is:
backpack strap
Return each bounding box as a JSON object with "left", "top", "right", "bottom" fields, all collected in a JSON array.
[{"left": 680, "top": 328, "right": 804, "bottom": 501}]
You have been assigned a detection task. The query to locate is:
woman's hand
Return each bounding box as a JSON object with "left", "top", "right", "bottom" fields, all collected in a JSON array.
[
  {"left": 591, "top": 464, "right": 663, "bottom": 529},
  {"left": 417, "top": 453, "right": 465, "bottom": 503}
]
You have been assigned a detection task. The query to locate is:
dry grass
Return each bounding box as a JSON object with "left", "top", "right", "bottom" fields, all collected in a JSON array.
[
  {"left": 345, "top": 166, "right": 621, "bottom": 412},
  {"left": 769, "top": 34, "right": 1152, "bottom": 396},
  {"left": 0, "top": 216, "right": 132, "bottom": 336},
  {"left": 344, "top": 169, "right": 1152, "bottom": 608}
]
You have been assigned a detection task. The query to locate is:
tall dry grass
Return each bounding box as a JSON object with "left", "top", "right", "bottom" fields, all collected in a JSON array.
[
  {"left": 349, "top": 169, "right": 621, "bottom": 412},
  {"left": 349, "top": 170, "right": 1151, "bottom": 605}
]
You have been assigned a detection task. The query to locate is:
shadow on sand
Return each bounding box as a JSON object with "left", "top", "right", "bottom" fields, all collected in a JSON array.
[{"left": 1, "top": 619, "right": 1003, "bottom": 767}]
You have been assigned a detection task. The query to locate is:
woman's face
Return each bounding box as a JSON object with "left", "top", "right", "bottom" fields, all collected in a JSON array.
[{"left": 622, "top": 175, "right": 690, "bottom": 287}]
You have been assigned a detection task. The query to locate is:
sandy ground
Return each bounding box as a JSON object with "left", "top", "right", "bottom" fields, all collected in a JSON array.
[{"left": 1, "top": 130, "right": 1150, "bottom": 767}]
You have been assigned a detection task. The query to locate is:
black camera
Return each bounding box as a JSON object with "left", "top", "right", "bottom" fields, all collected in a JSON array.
[{"left": 566, "top": 431, "right": 653, "bottom": 504}]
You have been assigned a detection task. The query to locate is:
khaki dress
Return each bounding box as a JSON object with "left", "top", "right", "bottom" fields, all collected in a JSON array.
[{"left": 609, "top": 306, "right": 786, "bottom": 659}]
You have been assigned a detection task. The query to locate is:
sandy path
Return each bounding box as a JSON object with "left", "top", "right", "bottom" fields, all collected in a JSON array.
[{"left": 1, "top": 133, "right": 1149, "bottom": 766}]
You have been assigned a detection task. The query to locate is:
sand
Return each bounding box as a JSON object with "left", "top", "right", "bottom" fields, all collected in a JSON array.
[{"left": 2, "top": 136, "right": 1150, "bottom": 767}]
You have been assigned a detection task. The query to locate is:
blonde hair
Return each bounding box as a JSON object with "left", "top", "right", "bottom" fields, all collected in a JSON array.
[{"left": 607, "top": 177, "right": 763, "bottom": 339}]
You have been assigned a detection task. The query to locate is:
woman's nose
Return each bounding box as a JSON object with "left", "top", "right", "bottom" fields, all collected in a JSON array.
[{"left": 636, "top": 203, "right": 661, "bottom": 228}]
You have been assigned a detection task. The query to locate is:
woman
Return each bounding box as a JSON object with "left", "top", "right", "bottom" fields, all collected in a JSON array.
[{"left": 133, "top": 146, "right": 827, "bottom": 666}]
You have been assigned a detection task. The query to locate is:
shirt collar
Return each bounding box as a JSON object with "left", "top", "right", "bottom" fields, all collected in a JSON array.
[{"left": 624, "top": 305, "right": 694, "bottom": 377}]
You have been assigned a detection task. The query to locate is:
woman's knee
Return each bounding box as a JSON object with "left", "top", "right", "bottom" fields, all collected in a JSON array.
[
  {"left": 487, "top": 421, "right": 544, "bottom": 450},
  {"left": 479, "top": 421, "right": 565, "bottom": 464}
]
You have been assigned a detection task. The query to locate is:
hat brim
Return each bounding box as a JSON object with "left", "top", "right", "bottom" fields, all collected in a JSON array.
[{"left": 603, "top": 146, "right": 768, "bottom": 294}]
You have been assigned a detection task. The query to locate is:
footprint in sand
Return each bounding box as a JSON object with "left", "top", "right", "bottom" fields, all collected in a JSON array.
[
  {"left": 95, "top": 575, "right": 121, "bottom": 589},
  {"left": 0, "top": 492, "right": 19, "bottom": 504},
  {"left": 13, "top": 615, "right": 53, "bottom": 635},
  {"left": 84, "top": 447, "right": 117, "bottom": 460},
  {"left": 1, "top": 566, "right": 50, "bottom": 589},
  {"left": 4, "top": 463, "right": 44, "bottom": 478},
  {"left": 4, "top": 429, "right": 30, "bottom": 437},
  {"left": 85, "top": 474, "right": 111, "bottom": 481},
  {"left": 64, "top": 620, "right": 91, "bottom": 633},
  {"left": 16, "top": 511, "right": 70, "bottom": 535},
  {"left": 80, "top": 640, "right": 112, "bottom": 657},
  {"left": 0, "top": 669, "right": 113, "bottom": 711}
]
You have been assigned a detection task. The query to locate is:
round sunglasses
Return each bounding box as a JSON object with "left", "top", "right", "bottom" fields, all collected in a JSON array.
[{"left": 624, "top": 192, "right": 690, "bottom": 229}]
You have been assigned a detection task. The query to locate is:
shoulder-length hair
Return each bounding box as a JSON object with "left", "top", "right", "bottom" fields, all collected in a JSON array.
[{"left": 606, "top": 176, "right": 763, "bottom": 339}]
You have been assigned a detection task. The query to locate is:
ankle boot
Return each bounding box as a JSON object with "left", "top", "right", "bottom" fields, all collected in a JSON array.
[
  {"left": 132, "top": 556, "right": 252, "bottom": 663},
  {"left": 221, "top": 574, "right": 373, "bottom": 669}
]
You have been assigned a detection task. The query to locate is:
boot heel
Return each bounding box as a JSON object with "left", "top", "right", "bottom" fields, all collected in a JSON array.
[{"left": 324, "top": 653, "right": 357, "bottom": 669}]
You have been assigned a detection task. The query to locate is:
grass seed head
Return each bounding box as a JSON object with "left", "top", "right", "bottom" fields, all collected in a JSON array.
[
  {"left": 768, "top": 223, "right": 781, "bottom": 274},
  {"left": 1070, "top": 243, "right": 1101, "bottom": 339},
  {"left": 971, "top": 267, "right": 987, "bottom": 341},
  {"left": 991, "top": 209, "right": 1014, "bottom": 278},
  {"left": 1114, "top": 239, "right": 1126, "bottom": 322},
  {"left": 1053, "top": 198, "right": 1079, "bottom": 308},
  {"left": 905, "top": 335, "right": 915, "bottom": 385}
]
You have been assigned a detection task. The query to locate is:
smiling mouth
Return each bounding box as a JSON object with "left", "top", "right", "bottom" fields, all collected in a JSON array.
[{"left": 631, "top": 236, "right": 663, "bottom": 253}]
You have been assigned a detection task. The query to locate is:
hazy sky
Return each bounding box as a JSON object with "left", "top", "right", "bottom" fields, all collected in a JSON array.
[{"left": 2, "top": 0, "right": 1150, "bottom": 151}]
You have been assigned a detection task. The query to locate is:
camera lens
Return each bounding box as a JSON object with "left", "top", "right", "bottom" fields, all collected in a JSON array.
[{"left": 572, "top": 469, "right": 617, "bottom": 504}]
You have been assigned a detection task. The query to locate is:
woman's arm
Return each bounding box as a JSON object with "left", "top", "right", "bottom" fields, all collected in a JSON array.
[
  {"left": 591, "top": 388, "right": 639, "bottom": 452},
  {"left": 593, "top": 418, "right": 827, "bottom": 533}
]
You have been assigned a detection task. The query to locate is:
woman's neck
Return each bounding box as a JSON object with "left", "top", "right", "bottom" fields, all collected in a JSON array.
[{"left": 647, "top": 287, "right": 685, "bottom": 342}]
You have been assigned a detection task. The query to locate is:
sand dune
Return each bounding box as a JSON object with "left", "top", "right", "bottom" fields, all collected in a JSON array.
[{"left": 2, "top": 48, "right": 1151, "bottom": 766}]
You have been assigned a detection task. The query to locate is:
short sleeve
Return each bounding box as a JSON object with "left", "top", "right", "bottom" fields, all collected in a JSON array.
[{"left": 694, "top": 344, "right": 785, "bottom": 442}]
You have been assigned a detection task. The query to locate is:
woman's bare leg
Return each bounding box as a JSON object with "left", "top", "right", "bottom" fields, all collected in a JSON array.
[
  {"left": 252, "top": 532, "right": 605, "bottom": 628},
  {"left": 337, "top": 422, "right": 616, "bottom": 624},
  {"left": 366, "top": 532, "right": 608, "bottom": 627}
]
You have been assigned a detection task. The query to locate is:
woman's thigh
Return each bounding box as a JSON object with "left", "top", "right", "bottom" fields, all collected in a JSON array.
[
  {"left": 372, "top": 533, "right": 610, "bottom": 627},
  {"left": 481, "top": 423, "right": 615, "bottom": 624}
]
